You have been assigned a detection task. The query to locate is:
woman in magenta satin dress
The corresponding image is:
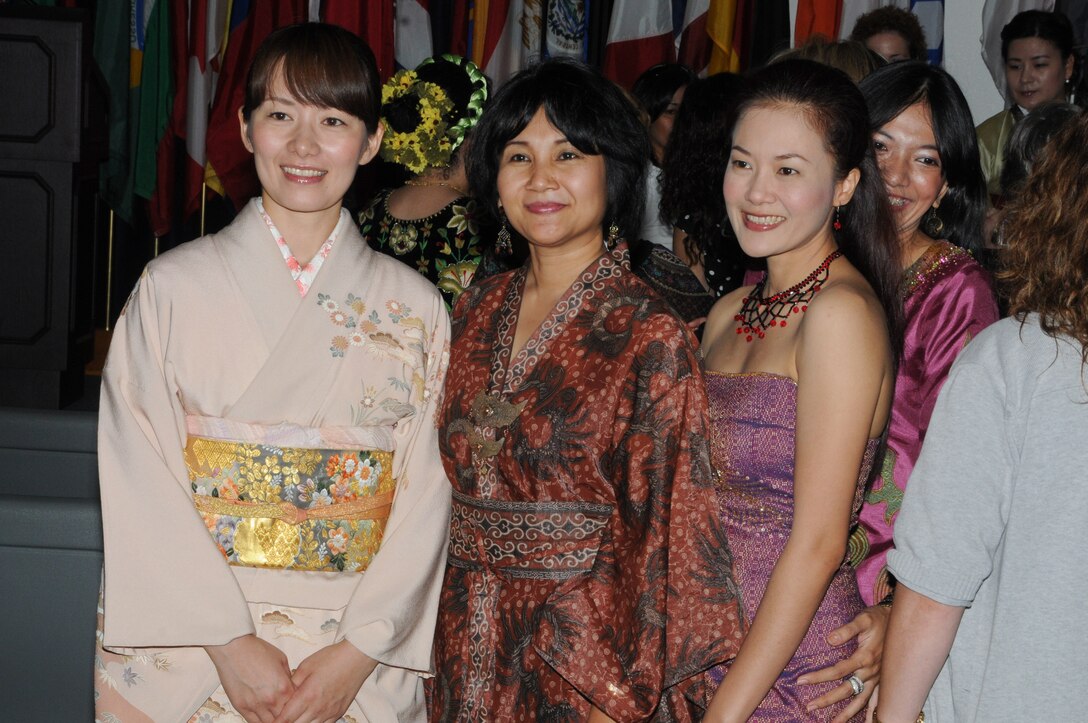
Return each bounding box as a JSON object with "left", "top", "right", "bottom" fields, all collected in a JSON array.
[{"left": 699, "top": 59, "right": 900, "bottom": 722}]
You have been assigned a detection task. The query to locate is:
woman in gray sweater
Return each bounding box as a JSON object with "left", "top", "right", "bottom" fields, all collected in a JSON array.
[{"left": 875, "top": 110, "right": 1088, "bottom": 723}]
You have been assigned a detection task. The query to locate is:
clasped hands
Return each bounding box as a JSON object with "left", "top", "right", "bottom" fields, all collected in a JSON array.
[{"left": 205, "top": 634, "right": 377, "bottom": 723}]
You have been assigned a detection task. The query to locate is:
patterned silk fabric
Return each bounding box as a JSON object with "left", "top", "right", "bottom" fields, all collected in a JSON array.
[
  {"left": 186, "top": 437, "right": 396, "bottom": 573},
  {"left": 707, "top": 372, "right": 877, "bottom": 722},
  {"left": 431, "top": 245, "right": 744, "bottom": 722}
]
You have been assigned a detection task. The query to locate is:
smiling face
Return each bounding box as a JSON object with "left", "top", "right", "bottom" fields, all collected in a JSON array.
[
  {"left": 496, "top": 107, "right": 608, "bottom": 254},
  {"left": 240, "top": 66, "right": 381, "bottom": 226},
  {"left": 871, "top": 101, "right": 948, "bottom": 243},
  {"left": 1005, "top": 36, "right": 1073, "bottom": 111},
  {"left": 865, "top": 31, "right": 912, "bottom": 63},
  {"left": 723, "top": 104, "right": 857, "bottom": 261}
]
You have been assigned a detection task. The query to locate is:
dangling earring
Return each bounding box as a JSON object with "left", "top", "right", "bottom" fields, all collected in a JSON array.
[
  {"left": 496, "top": 211, "right": 512, "bottom": 255},
  {"left": 922, "top": 206, "right": 945, "bottom": 238},
  {"left": 833, "top": 206, "right": 843, "bottom": 231},
  {"left": 605, "top": 222, "right": 620, "bottom": 251}
]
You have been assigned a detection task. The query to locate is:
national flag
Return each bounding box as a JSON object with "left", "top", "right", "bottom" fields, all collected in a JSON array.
[
  {"left": 911, "top": 0, "right": 944, "bottom": 65},
  {"left": 322, "top": 0, "right": 396, "bottom": 79},
  {"left": 396, "top": 0, "right": 434, "bottom": 70},
  {"left": 131, "top": 0, "right": 173, "bottom": 216},
  {"left": 795, "top": 0, "right": 844, "bottom": 45},
  {"left": 981, "top": 0, "right": 1055, "bottom": 97},
  {"left": 471, "top": 0, "right": 543, "bottom": 86},
  {"left": 544, "top": 0, "right": 588, "bottom": 60},
  {"left": 707, "top": 0, "right": 740, "bottom": 74},
  {"left": 838, "top": 0, "right": 884, "bottom": 40},
  {"left": 602, "top": 0, "right": 674, "bottom": 88},
  {"left": 677, "top": 0, "right": 711, "bottom": 74},
  {"left": 203, "top": 0, "right": 307, "bottom": 210},
  {"left": 93, "top": 0, "right": 134, "bottom": 222},
  {"left": 148, "top": 0, "right": 231, "bottom": 235}
]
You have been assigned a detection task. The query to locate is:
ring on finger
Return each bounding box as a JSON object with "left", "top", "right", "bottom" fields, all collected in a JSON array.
[{"left": 846, "top": 674, "right": 865, "bottom": 696}]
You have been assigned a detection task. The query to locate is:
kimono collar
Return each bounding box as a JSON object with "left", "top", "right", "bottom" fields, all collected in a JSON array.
[{"left": 256, "top": 196, "right": 349, "bottom": 296}]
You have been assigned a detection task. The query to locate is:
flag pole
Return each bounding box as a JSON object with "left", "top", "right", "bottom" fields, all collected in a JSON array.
[
  {"left": 105, "top": 209, "right": 115, "bottom": 331},
  {"left": 200, "top": 180, "right": 208, "bottom": 237}
]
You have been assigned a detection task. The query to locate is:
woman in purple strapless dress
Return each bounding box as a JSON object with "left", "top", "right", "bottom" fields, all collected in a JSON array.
[{"left": 699, "top": 60, "right": 901, "bottom": 722}]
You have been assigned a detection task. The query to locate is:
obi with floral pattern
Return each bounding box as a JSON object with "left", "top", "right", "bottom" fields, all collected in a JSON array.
[{"left": 186, "top": 436, "right": 397, "bottom": 573}]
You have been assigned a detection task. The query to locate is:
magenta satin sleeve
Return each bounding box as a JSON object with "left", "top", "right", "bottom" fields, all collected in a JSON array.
[{"left": 855, "top": 260, "right": 999, "bottom": 606}]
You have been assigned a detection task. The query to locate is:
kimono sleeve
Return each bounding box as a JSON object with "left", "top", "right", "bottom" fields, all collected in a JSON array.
[
  {"left": 337, "top": 291, "right": 453, "bottom": 673},
  {"left": 99, "top": 269, "right": 253, "bottom": 650},
  {"left": 888, "top": 358, "right": 1014, "bottom": 606},
  {"left": 534, "top": 316, "right": 744, "bottom": 720}
]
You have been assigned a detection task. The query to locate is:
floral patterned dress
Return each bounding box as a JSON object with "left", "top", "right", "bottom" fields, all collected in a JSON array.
[
  {"left": 359, "top": 188, "right": 495, "bottom": 310},
  {"left": 430, "top": 245, "right": 744, "bottom": 721}
]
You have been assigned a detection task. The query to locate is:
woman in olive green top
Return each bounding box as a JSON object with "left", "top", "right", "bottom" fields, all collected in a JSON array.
[{"left": 976, "top": 10, "right": 1076, "bottom": 201}]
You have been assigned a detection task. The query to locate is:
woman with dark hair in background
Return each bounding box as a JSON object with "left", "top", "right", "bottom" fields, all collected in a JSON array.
[
  {"left": 849, "top": 6, "right": 929, "bottom": 63},
  {"left": 431, "top": 58, "right": 743, "bottom": 721},
  {"left": 700, "top": 59, "right": 899, "bottom": 722},
  {"left": 877, "top": 110, "right": 1088, "bottom": 723},
  {"left": 849, "top": 60, "right": 998, "bottom": 611},
  {"left": 94, "top": 24, "right": 451, "bottom": 722},
  {"left": 631, "top": 62, "right": 696, "bottom": 247},
  {"left": 976, "top": 9, "right": 1079, "bottom": 200},
  {"left": 659, "top": 73, "right": 747, "bottom": 295},
  {"left": 360, "top": 54, "right": 493, "bottom": 308},
  {"left": 797, "top": 61, "right": 1000, "bottom": 718}
]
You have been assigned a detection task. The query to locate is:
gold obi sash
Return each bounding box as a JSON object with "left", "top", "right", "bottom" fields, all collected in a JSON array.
[
  {"left": 448, "top": 490, "right": 612, "bottom": 580},
  {"left": 185, "top": 436, "right": 396, "bottom": 573}
]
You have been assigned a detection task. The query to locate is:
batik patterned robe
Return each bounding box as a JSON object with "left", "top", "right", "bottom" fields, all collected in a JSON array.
[
  {"left": 94, "top": 201, "right": 451, "bottom": 722},
  {"left": 851, "top": 241, "right": 998, "bottom": 606},
  {"left": 430, "top": 246, "right": 744, "bottom": 722}
]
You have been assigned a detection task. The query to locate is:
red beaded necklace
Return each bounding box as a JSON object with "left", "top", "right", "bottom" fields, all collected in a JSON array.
[{"left": 734, "top": 249, "right": 843, "bottom": 342}]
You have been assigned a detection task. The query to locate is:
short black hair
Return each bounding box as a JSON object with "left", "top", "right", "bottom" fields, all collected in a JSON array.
[
  {"left": 466, "top": 58, "right": 650, "bottom": 242},
  {"left": 1001, "top": 10, "right": 1075, "bottom": 60},
  {"left": 850, "top": 7, "right": 928, "bottom": 62},
  {"left": 860, "top": 61, "right": 987, "bottom": 251},
  {"left": 631, "top": 63, "right": 697, "bottom": 122},
  {"left": 243, "top": 23, "right": 381, "bottom": 134}
]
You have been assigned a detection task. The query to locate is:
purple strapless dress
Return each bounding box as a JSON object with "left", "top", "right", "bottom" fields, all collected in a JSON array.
[{"left": 707, "top": 372, "right": 877, "bottom": 722}]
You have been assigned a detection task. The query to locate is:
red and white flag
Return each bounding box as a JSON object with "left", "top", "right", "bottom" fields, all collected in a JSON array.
[
  {"left": 603, "top": 0, "right": 675, "bottom": 88},
  {"left": 396, "top": 0, "right": 434, "bottom": 70},
  {"left": 677, "top": 0, "right": 711, "bottom": 75}
]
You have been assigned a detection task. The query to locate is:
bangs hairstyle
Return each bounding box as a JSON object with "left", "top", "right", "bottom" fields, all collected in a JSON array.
[
  {"left": 731, "top": 59, "right": 903, "bottom": 350},
  {"left": 860, "top": 61, "right": 987, "bottom": 251},
  {"left": 998, "top": 112, "right": 1088, "bottom": 363},
  {"left": 242, "top": 22, "right": 381, "bottom": 133},
  {"left": 466, "top": 58, "right": 650, "bottom": 241}
]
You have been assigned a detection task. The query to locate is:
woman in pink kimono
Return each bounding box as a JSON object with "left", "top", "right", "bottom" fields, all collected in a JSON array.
[
  {"left": 799, "top": 63, "right": 999, "bottom": 719},
  {"left": 93, "top": 24, "right": 451, "bottom": 723}
]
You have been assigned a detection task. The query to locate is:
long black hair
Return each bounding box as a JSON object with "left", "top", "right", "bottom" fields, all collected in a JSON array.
[
  {"left": 466, "top": 58, "right": 650, "bottom": 242},
  {"left": 658, "top": 73, "right": 744, "bottom": 281},
  {"left": 860, "top": 61, "right": 987, "bottom": 251},
  {"left": 732, "top": 59, "right": 903, "bottom": 348}
]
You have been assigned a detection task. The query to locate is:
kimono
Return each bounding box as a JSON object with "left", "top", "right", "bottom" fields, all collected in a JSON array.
[
  {"left": 430, "top": 245, "right": 745, "bottom": 722},
  {"left": 851, "top": 241, "right": 998, "bottom": 606},
  {"left": 94, "top": 201, "right": 452, "bottom": 722}
]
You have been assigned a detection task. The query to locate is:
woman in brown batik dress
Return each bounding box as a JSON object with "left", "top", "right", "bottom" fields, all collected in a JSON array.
[{"left": 429, "top": 59, "right": 744, "bottom": 722}]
